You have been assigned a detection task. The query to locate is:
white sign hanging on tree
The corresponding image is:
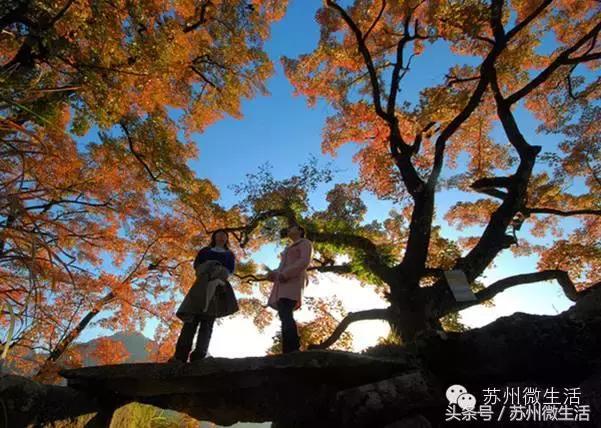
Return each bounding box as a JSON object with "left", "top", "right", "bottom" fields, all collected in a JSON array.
[{"left": 444, "top": 270, "right": 477, "bottom": 302}]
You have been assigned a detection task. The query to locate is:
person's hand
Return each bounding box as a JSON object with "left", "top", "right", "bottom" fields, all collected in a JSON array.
[{"left": 215, "top": 265, "right": 229, "bottom": 280}]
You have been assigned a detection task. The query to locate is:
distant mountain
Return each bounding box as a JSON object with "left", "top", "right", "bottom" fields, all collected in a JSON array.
[
  {"left": 77, "top": 331, "right": 156, "bottom": 366},
  {"left": 2, "top": 331, "right": 156, "bottom": 378}
]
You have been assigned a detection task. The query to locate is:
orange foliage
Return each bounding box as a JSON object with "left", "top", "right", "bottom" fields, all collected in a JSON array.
[
  {"left": 90, "top": 338, "right": 131, "bottom": 366},
  {"left": 284, "top": 0, "right": 600, "bottom": 295},
  {"left": 1, "top": 0, "right": 288, "bottom": 375}
]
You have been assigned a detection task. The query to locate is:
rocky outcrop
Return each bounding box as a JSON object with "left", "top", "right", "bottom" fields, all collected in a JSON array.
[
  {"left": 367, "top": 286, "right": 601, "bottom": 427},
  {"left": 60, "top": 351, "right": 417, "bottom": 426},
  {"left": 416, "top": 310, "right": 601, "bottom": 385},
  {"left": 0, "top": 374, "right": 103, "bottom": 428},
  {"left": 333, "top": 371, "right": 444, "bottom": 428},
  {"left": 3, "top": 286, "right": 600, "bottom": 428}
]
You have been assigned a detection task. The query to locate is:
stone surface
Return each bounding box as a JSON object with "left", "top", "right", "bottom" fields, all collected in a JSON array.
[
  {"left": 383, "top": 415, "right": 432, "bottom": 428},
  {"left": 0, "top": 374, "right": 102, "bottom": 428},
  {"left": 334, "top": 371, "right": 443, "bottom": 428},
  {"left": 415, "top": 286, "right": 601, "bottom": 385},
  {"left": 5, "top": 287, "right": 600, "bottom": 427},
  {"left": 60, "top": 350, "right": 417, "bottom": 426}
]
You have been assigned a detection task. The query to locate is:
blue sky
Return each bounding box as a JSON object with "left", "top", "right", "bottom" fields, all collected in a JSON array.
[
  {"left": 190, "top": 0, "right": 574, "bottom": 348},
  {"left": 79, "top": 0, "right": 579, "bottom": 350}
]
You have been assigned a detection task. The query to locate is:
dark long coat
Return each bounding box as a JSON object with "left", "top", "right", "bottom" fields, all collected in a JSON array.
[{"left": 176, "top": 260, "right": 239, "bottom": 322}]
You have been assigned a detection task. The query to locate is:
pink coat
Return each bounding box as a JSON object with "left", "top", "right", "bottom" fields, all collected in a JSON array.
[{"left": 267, "top": 238, "right": 313, "bottom": 310}]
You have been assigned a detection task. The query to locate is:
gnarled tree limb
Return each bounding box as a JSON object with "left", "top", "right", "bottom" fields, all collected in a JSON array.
[
  {"left": 120, "top": 122, "right": 168, "bottom": 184},
  {"left": 524, "top": 207, "right": 601, "bottom": 217},
  {"left": 325, "top": 0, "right": 388, "bottom": 121},
  {"left": 506, "top": 20, "right": 601, "bottom": 105},
  {"left": 442, "top": 270, "right": 600, "bottom": 316},
  {"left": 309, "top": 308, "right": 390, "bottom": 350},
  {"left": 215, "top": 208, "right": 390, "bottom": 279},
  {"left": 455, "top": 58, "right": 541, "bottom": 283}
]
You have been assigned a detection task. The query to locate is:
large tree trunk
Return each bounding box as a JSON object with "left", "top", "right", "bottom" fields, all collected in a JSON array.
[
  {"left": 389, "top": 303, "right": 429, "bottom": 344},
  {"left": 388, "top": 276, "right": 441, "bottom": 343}
]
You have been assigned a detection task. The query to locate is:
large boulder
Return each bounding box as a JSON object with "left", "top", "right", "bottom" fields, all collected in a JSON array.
[
  {"left": 60, "top": 351, "right": 417, "bottom": 427},
  {"left": 5, "top": 287, "right": 600, "bottom": 427},
  {"left": 0, "top": 374, "right": 103, "bottom": 427},
  {"left": 416, "top": 285, "right": 601, "bottom": 384}
]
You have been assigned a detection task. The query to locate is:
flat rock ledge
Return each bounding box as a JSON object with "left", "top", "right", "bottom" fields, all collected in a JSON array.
[
  {"left": 0, "top": 374, "right": 102, "bottom": 428},
  {"left": 61, "top": 350, "right": 417, "bottom": 395},
  {"left": 2, "top": 287, "right": 600, "bottom": 428},
  {"left": 62, "top": 350, "right": 420, "bottom": 426},
  {"left": 2, "top": 351, "right": 421, "bottom": 427}
]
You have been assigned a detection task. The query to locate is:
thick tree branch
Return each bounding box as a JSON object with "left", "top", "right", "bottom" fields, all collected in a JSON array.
[
  {"left": 218, "top": 209, "right": 390, "bottom": 279},
  {"left": 489, "top": 0, "right": 506, "bottom": 41},
  {"left": 505, "top": 0, "right": 554, "bottom": 41},
  {"left": 473, "top": 188, "right": 508, "bottom": 200},
  {"left": 310, "top": 231, "right": 390, "bottom": 280},
  {"left": 427, "top": 51, "right": 499, "bottom": 187},
  {"left": 325, "top": 0, "right": 388, "bottom": 121},
  {"left": 310, "top": 264, "right": 353, "bottom": 275},
  {"left": 471, "top": 176, "right": 513, "bottom": 189},
  {"left": 386, "top": 12, "right": 430, "bottom": 198},
  {"left": 395, "top": 1, "right": 517, "bottom": 292},
  {"left": 235, "top": 264, "right": 353, "bottom": 284},
  {"left": 525, "top": 207, "right": 601, "bottom": 217},
  {"left": 363, "top": 0, "right": 386, "bottom": 42},
  {"left": 25, "top": 198, "right": 114, "bottom": 213},
  {"left": 388, "top": 9, "right": 422, "bottom": 118},
  {"left": 400, "top": 1, "right": 515, "bottom": 282},
  {"left": 455, "top": 67, "right": 540, "bottom": 283},
  {"left": 447, "top": 270, "right": 600, "bottom": 314},
  {"left": 506, "top": 20, "right": 601, "bottom": 104},
  {"left": 215, "top": 208, "right": 294, "bottom": 247},
  {"left": 390, "top": 146, "right": 425, "bottom": 198},
  {"left": 470, "top": 176, "right": 513, "bottom": 199},
  {"left": 308, "top": 308, "right": 390, "bottom": 350},
  {"left": 563, "top": 51, "right": 601, "bottom": 64},
  {"left": 445, "top": 74, "right": 481, "bottom": 87},
  {"left": 410, "top": 121, "right": 436, "bottom": 155}
]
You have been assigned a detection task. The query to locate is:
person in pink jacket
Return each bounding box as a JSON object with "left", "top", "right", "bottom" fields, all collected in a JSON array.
[{"left": 267, "top": 224, "right": 313, "bottom": 353}]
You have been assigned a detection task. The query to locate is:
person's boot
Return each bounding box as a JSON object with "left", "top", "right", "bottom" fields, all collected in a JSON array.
[
  {"left": 283, "top": 317, "right": 302, "bottom": 353},
  {"left": 291, "top": 335, "right": 301, "bottom": 353},
  {"left": 189, "top": 350, "right": 207, "bottom": 362},
  {"left": 283, "top": 342, "right": 300, "bottom": 354},
  {"left": 169, "top": 346, "right": 190, "bottom": 363},
  {"left": 281, "top": 329, "right": 301, "bottom": 354},
  {"left": 189, "top": 318, "right": 214, "bottom": 361},
  {"left": 169, "top": 320, "right": 198, "bottom": 363}
]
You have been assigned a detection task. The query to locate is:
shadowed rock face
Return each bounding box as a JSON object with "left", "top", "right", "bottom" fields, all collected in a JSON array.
[
  {"left": 60, "top": 351, "right": 419, "bottom": 426},
  {"left": 3, "top": 288, "right": 600, "bottom": 428},
  {"left": 0, "top": 375, "right": 101, "bottom": 428},
  {"left": 417, "top": 312, "right": 601, "bottom": 385}
]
